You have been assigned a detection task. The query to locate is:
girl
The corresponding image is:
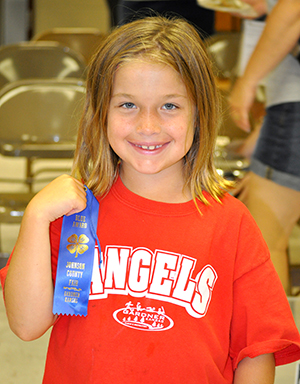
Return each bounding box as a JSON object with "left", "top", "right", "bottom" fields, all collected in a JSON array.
[{"left": 1, "top": 16, "right": 300, "bottom": 384}]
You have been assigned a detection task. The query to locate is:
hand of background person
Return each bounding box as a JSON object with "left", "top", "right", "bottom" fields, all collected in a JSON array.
[
  {"left": 243, "top": 0, "right": 268, "bottom": 17},
  {"left": 226, "top": 118, "right": 263, "bottom": 158},
  {"left": 228, "top": 77, "right": 258, "bottom": 132},
  {"left": 229, "top": 0, "right": 267, "bottom": 19}
]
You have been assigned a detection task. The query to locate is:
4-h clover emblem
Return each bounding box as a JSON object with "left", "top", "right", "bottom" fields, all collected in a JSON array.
[{"left": 67, "top": 234, "right": 89, "bottom": 258}]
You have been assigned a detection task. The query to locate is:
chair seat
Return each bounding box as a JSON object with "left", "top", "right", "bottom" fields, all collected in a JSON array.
[{"left": 0, "top": 142, "right": 76, "bottom": 158}]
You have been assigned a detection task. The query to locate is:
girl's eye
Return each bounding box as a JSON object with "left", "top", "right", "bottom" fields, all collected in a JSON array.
[
  {"left": 162, "top": 103, "right": 177, "bottom": 110},
  {"left": 121, "top": 102, "right": 136, "bottom": 109}
]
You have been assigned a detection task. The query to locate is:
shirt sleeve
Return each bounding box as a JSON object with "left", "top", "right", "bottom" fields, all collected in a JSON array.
[
  {"left": 230, "top": 212, "right": 300, "bottom": 369},
  {"left": 0, "top": 255, "right": 10, "bottom": 292}
]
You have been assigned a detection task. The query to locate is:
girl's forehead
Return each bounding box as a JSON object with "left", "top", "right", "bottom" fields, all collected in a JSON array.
[
  {"left": 113, "top": 60, "right": 186, "bottom": 89},
  {"left": 114, "top": 58, "right": 183, "bottom": 83},
  {"left": 110, "top": 57, "right": 197, "bottom": 105}
]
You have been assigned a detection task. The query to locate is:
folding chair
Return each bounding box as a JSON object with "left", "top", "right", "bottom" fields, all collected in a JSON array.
[
  {"left": 0, "top": 192, "right": 35, "bottom": 261},
  {"left": 205, "top": 32, "right": 241, "bottom": 79},
  {"left": 0, "top": 78, "right": 86, "bottom": 257},
  {"left": 0, "top": 41, "right": 87, "bottom": 90},
  {"left": 0, "top": 78, "right": 86, "bottom": 191},
  {"left": 32, "top": 28, "right": 107, "bottom": 64}
]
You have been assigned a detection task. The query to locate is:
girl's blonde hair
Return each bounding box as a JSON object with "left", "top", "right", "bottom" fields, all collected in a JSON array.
[{"left": 72, "top": 15, "right": 233, "bottom": 204}]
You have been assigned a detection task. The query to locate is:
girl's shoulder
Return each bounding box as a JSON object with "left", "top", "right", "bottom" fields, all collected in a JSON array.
[{"left": 204, "top": 191, "right": 251, "bottom": 217}]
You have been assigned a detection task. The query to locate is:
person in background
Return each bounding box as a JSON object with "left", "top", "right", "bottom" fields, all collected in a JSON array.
[{"left": 229, "top": 0, "right": 300, "bottom": 294}]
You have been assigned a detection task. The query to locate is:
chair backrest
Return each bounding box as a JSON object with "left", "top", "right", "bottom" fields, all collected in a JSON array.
[
  {"left": 0, "top": 78, "right": 86, "bottom": 158},
  {"left": 0, "top": 41, "right": 87, "bottom": 90},
  {"left": 205, "top": 32, "right": 241, "bottom": 79},
  {"left": 32, "top": 28, "right": 107, "bottom": 64}
]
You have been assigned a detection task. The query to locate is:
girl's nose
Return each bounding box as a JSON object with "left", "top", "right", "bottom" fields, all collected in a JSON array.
[{"left": 136, "top": 110, "right": 161, "bottom": 135}]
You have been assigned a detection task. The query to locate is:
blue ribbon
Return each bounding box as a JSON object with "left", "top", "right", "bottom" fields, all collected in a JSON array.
[{"left": 53, "top": 186, "right": 101, "bottom": 316}]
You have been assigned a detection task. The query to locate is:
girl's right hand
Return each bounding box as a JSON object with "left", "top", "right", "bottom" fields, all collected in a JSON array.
[
  {"left": 26, "top": 174, "right": 87, "bottom": 224},
  {"left": 4, "top": 174, "right": 87, "bottom": 340}
]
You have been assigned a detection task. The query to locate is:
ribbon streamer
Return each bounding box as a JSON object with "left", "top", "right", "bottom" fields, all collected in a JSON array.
[{"left": 53, "top": 186, "right": 100, "bottom": 316}]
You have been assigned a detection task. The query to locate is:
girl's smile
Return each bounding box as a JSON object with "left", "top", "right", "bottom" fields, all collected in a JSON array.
[{"left": 107, "top": 60, "right": 196, "bottom": 195}]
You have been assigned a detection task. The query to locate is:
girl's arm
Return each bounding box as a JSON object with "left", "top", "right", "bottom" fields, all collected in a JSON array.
[
  {"left": 229, "top": 0, "right": 300, "bottom": 131},
  {"left": 4, "top": 175, "right": 87, "bottom": 341},
  {"left": 233, "top": 354, "right": 275, "bottom": 383}
]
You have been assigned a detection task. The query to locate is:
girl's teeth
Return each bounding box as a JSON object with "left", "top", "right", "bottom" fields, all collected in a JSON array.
[{"left": 140, "top": 145, "right": 162, "bottom": 150}]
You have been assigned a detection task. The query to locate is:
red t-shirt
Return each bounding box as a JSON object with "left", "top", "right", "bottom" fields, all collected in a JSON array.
[{"left": 1, "top": 177, "right": 300, "bottom": 383}]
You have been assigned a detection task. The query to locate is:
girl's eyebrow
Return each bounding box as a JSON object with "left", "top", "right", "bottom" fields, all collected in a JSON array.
[
  {"left": 111, "top": 93, "right": 134, "bottom": 99},
  {"left": 111, "top": 93, "right": 187, "bottom": 99},
  {"left": 163, "top": 94, "right": 188, "bottom": 99}
]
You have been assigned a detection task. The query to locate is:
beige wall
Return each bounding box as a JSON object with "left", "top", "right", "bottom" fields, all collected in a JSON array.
[{"left": 33, "top": 0, "right": 110, "bottom": 35}]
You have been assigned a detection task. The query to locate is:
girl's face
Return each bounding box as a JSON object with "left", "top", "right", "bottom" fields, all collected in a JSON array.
[{"left": 107, "top": 60, "right": 195, "bottom": 187}]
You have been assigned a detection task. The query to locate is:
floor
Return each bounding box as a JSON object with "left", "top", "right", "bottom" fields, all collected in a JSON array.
[{"left": 0, "top": 155, "right": 300, "bottom": 383}]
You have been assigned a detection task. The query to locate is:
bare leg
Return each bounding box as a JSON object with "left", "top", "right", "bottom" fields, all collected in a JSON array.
[{"left": 243, "top": 172, "right": 300, "bottom": 294}]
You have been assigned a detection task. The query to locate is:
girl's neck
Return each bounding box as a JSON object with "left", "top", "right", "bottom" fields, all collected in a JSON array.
[{"left": 119, "top": 167, "right": 192, "bottom": 204}]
